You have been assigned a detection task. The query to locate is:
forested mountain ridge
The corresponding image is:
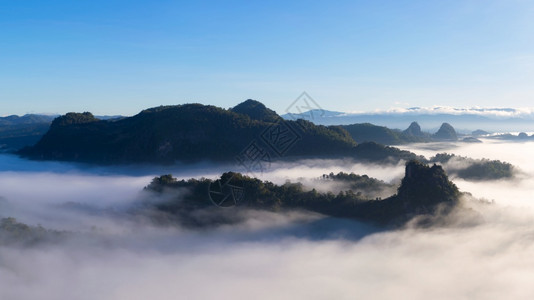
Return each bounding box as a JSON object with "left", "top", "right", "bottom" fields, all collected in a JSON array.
[
  {"left": 19, "top": 100, "right": 422, "bottom": 164},
  {"left": 143, "top": 160, "right": 462, "bottom": 227}
]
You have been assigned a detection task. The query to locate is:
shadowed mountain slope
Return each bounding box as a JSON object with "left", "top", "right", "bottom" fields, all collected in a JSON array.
[{"left": 20, "top": 101, "right": 424, "bottom": 165}]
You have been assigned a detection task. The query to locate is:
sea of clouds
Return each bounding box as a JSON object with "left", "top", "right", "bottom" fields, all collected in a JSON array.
[
  {"left": 1, "top": 139, "right": 534, "bottom": 299},
  {"left": 346, "top": 106, "right": 534, "bottom": 119}
]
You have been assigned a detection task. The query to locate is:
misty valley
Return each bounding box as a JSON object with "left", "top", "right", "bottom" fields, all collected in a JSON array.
[
  {"left": 4, "top": 2, "right": 534, "bottom": 299},
  {"left": 2, "top": 101, "right": 534, "bottom": 299}
]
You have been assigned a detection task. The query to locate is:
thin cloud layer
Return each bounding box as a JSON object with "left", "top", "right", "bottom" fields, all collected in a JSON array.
[
  {"left": 346, "top": 106, "right": 534, "bottom": 119},
  {"left": 2, "top": 205, "right": 534, "bottom": 300},
  {"left": 400, "top": 139, "right": 534, "bottom": 207}
]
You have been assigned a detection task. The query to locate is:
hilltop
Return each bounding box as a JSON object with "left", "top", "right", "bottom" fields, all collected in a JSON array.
[
  {"left": 143, "top": 160, "right": 461, "bottom": 227},
  {"left": 229, "top": 99, "right": 280, "bottom": 123},
  {"left": 433, "top": 123, "right": 458, "bottom": 140}
]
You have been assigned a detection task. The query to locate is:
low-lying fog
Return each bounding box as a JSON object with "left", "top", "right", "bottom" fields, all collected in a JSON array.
[
  {"left": 399, "top": 139, "right": 534, "bottom": 208},
  {"left": 1, "top": 139, "right": 534, "bottom": 300}
]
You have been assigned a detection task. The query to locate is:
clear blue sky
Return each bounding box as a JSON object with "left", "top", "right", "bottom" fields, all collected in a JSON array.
[{"left": 1, "top": 0, "right": 533, "bottom": 116}]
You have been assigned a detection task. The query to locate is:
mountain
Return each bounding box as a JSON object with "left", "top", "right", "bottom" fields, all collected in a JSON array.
[
  {"left": 430, "top": 153, "right": 513, "bottom": 180},
  {"left": 143, "top": 160, "right": 461, "bottom": 227},
  {"left": 229, "top": 99, "right": 280, "bottom": 122},
  {"left": 339, "top": 121, "right": 437, "bottom": 145},
  {"left": 0, "top": 114, "right": 57, "bottom": 126},
  {"left": 341, "top": 123, "right": 404, "bottom": 145},
  {"left": 403, "top": 121, "right": 422, "bottom": 136},
  {"left": 433, "top": 123, "right": 458, "bottom": 140},
  {"left": 284, "top": 109, "right": 345, "bottom": 121},
  {"left": 0, "top": 124, "right": 51, "bottom": 151},
  {"left": 352, "top": 142, "right": 421, "bottom": 163},
  {"left": 0, "top": 114, "right": 129, "bottom": 152},
  {"left": 52, "top": 112, "right": 99, "bottom": 126},
  {"left": 461, "top": 137, "right": 482, "bottom": 143},
  {"left": 20, "top": 101, "right": 427, "bottom": 165},
  {"left": 472, "top": 129, "right": 490, "bottom": 136},
  {"left": 0, "top": 114, "right": 58, "bottom": 151},
  {"left": 18, "top": 102, "right": 410, "bottom": 164},
  {"left": 0, "top": 217, "right": 65, "bottom": 245},
  {"left": 486, "top": 132, "right": 534, "bottom": 141},
  {"left": 282, "top": 108, "right": 534, "bottom": 132},
  {"left": 95, "top": 115, "right": 125, "bottom": 121},
  {"left": 396, "top": 161, "right": 459, "bottom": 210}
]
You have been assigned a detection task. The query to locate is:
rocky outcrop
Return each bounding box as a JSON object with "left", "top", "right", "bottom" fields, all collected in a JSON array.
[
  {"left": 403, "top": 122, "right": 424, "bottom": 136},
  {"left": 433, "top": 123, "right": 458, "bottom": 140}
]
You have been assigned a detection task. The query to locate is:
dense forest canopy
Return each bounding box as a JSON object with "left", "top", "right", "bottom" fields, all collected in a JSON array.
[{"left": 142, "top": 161, "right": 462, "bottom": 227}]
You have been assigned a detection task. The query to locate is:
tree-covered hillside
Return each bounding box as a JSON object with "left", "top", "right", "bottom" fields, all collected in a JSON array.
[
  {"left": 143, "top": 161, "right": 461, "bottom": 227},
  {"left": 431, "top": 153, "right": 514, "bottom": 180},
  {"left": 20, "top": 100, "right": 421, "bottom": 165}
]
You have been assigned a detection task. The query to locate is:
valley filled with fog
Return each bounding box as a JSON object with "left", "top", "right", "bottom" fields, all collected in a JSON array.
[
  {"left": 1, "top": 139, "right": 534, "bottom": 299},
  {"left": 399, "top": 139, "right": 534, "bottom": 208},
  {"left": 5, "top": 1, "right": 534, "bottom": 298}
]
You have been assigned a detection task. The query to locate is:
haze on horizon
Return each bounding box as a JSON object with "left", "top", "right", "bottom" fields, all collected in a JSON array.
[{"left": 1, "top": 0, "right": 534, "bottom": 116}]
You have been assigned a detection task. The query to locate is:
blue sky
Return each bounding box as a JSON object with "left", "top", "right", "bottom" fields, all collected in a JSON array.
[{"left": 1, "top": 0, "right": 533, "bottom": 116}]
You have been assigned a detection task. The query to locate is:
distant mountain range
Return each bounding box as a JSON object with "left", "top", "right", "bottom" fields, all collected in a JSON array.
[
  {"left": 4, "top": 104, "right": 532, "bottom": 153},
  {"left": 3, "top": 104, "right": 466, "bottom": 155},
  {"left": 340, "top": 121, "right": 459, "bottom": 145},
  {"left": 282, "top": 107, "right": 534, "bottom": 132},
  {"left": 0, "top": 114, "right": 57, "bottom": 126},
  {"left": 0, "top": 114, "right": 124, "bottom": 151},
  {"left": 0, "top": 114, "right": 57, "bottom": 151}
]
